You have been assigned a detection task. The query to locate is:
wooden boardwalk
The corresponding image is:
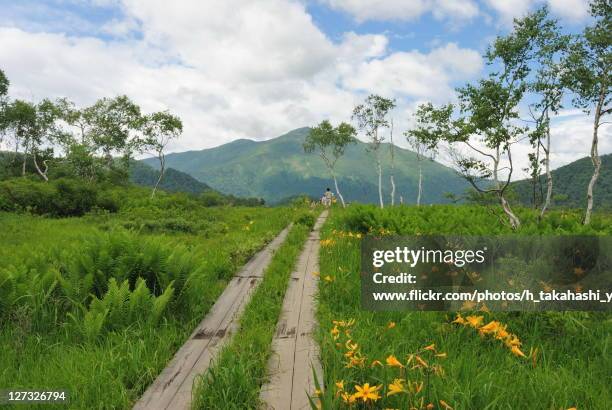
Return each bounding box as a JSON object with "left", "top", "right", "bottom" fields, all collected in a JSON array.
[
  {"left": 134, "top": 225, "right": 292, "bottom": 410},
  {"left": 260, "top": 210, "right": 328, "bottom": 410}
]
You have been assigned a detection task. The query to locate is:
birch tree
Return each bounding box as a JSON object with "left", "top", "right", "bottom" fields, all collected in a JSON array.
[
  {"left": 405, "top": 130, "right": 437, "bottom": 206},
  {"left": 3, "top": 100, "right": 37, "bottom": 176},
  {"left": 86, "top": 95, "right": 142, "bottom": 170},
  {"left": 30, "top": 99, "right": 64, "bottom": 181},
  {"left": 409, "top": 12, "right": 548, "bottom": 229},
  {"left": 562, "top": 0, "right": 611, "bottom": 225},
  {"left": 304, "top": 120, "right": 356, "bottom": 207},
  {"left": 525, "top": 8, "right": 568, "bottom": 217},
  {"left": 0, "top": 69, "right": 9, "bottom": 144},
  {"left": 388, "top": 119, "right": 397, "bottom": 206},
  {"left": 352, "top": 95, "right": 396, "bottom": 209},
  {"left": 139, "top": 111, "right": 183, "bottom": 198}
]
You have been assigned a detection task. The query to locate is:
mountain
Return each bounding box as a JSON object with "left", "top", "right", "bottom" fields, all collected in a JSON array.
[
  {"left": 129, "top": 161, "right": 211, "bottom": 194},
  {"left": 512, "top": 153, "right": 612, "bottom": 209},
  {"left": 142, "top": 127, "right": 471, "bottom": 204}
]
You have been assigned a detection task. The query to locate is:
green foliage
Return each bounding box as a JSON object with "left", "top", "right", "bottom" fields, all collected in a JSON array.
[
  {"left": 294, "top": 210, "right": 317, "bottom": 228},
  {"left": 338, "top": 204, "right": 612, "bottom": 235},
  {"left": 129, "top": 161, "right": 211, "bottom": 194},
  {"left": 0, "top": 177, "right": 116, "bottom": 216},
  {"left": 316, "top": 207, "right": 612, "bottom": 409},
  {"left": 304, "top": 120, "right": 356, "bottom": 163},
  {"left": 0, "top": 68, "right": 8, "bottom": 98},
  {"left": 0, "top": 205, "right": 293, "bottom": 408},
  {"left": 352, "top": 94, "right": 396, "bottom": 144}
]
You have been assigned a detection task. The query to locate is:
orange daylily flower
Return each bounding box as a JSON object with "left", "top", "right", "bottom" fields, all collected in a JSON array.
[{"left": 386, "top": 355, "right": 404, "bottom": 368}]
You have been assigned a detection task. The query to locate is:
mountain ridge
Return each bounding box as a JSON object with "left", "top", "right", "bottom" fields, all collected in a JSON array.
[
  {"left": 143, "top": 127, "right": 471, "bottom": 204},
  {"left": 512, "top": 153, "right": 611, "bottom": 209}
]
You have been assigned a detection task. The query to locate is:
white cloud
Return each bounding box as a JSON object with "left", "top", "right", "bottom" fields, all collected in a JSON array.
[
  {"left": 547, "top": 0, "right": 589, "bottom": 22},
  {"left": 321, "top": 0, "right": 479, "bottom": 22},
  {"left": 0, "top": 0, "right": 482, "bottom": 153},
  {"left": 484, "top": 0, "right": 534, "bottom": 24},
  {"left": 343, "top": 43, "right": 482, "bottom": 101},
  {"left": 485, "top": 0, "right": 590, "bottom": 25},
  {"left": 0, "top": 0, "right": 604, "bottom": 176}
]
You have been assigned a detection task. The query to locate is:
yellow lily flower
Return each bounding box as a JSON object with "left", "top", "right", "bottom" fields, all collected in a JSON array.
[
  {"left": 466, "top": 315, "right": 484, "bottom": 328},
  {"left": 387, "top": 379, "right": 406, "bottom": 396},
  {"left": 510, "top": 345, "right": 526, "bottom": 358},
  {"left": 353, "top": 383, "right": 381, "bottom": 403}
]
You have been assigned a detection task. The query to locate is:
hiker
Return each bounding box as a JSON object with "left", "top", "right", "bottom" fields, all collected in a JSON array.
[{"left": 322, "top": 187, "right": 334, "bottom": 207}]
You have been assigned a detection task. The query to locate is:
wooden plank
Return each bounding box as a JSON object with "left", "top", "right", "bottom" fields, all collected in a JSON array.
[
  {"left": 134, "top": 225, "right": 292, "bottom": 410},
  {"left": 260, "top": 211, "right": 328, "bottom": 410}
]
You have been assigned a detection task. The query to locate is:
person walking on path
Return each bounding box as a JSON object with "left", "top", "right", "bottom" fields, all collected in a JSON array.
[{"left": 322, "top": 187, "right": 334, "bottom": 207}]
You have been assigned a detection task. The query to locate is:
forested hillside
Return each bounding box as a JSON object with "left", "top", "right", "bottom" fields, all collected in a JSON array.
[
  {"left": 143, "top": 128, "right": 471, "bottom": 204},
  {"left": 513, "top": 154, "right": 611, "bottom": 209},
  {"left": 129, "top": 161, "right": 211, "bottom": 194}
]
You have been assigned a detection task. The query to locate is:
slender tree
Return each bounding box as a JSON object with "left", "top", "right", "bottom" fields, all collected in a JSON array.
[
  {"left": 525, "top": 7, "right": 568, "bottom": 217},
  {"left": 405, "top": 130, "right": 437, "bottom": 206},
  {"left": 0, "top": 69, "right": 9, "bottom": 144},
  {"left": 3, "top": 100, "right": 37, "bottom": 175},
  {"left": 562, "top": 0, "right": 611, "bottom": 224},
  {"left": 409, "top": 12, "right": 548, "bottom": 229},
  {"left": 304, "top": 120, "right": 356, "bottom": 208},
  {"left": 139, "top": 111, "right": 183, "bottom": 198},
  {"left": 388, "top": 119, "right": 397, "bottom": 206},
  {"left": 86, "top": 95, "right": 142, "bottom": 169},
  {"left": 0, "top": 69, "right": 7, "bottom": 98},
  {"left": 30, "top": 99, "right": 66, "bottom": 181},
  {"left": 352, "top": 94, "right": 396, "bottom": 208}
]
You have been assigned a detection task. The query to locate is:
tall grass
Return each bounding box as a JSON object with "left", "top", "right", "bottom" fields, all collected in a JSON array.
[
  {"left": 0, "top": 206, "right": 293, "bottom": 409},
  {"left": 315, "top": 205, "right": 611, "bottom": 409}
]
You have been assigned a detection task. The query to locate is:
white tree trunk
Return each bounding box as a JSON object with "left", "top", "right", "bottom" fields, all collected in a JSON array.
[
  {"left": 584, "top": 86, "right": 605, "bottom": 225},
  {"left": 540, "top": 122, "right": 552, "bottom": 218},
  {"left": 493, "top": 148, "right": 520, "bottom": 229},
  {"left": 389, "top": 120, "right": 395, "bottom": 206},
  {"left": 417, "top": 164, "right": 423, "bottom": 206},
  {"left": 151, "top": 153, "right": 165, "bottom": 199},
  {"left": 32, "top": 153, "right": 49, "bottom": 182},
  {"left": 377, "top": 159, "right": 384, "bottom": 209},
  {"left": 333, "top": 173, "right": 346, "bottom": 208},
  {"left": 390, "top": 175, "right": 396, "bottom": 207},
  {"left": 501, "top": 195, "right": 521, "bottom": 229}
]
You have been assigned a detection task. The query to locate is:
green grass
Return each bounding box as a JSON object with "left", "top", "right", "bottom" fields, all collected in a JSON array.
[
  {"left": 192, "top": 211, "right": 315, "bottom": 410},
  {"left": 0, "top": 206, "right": 294, "bottom": 409},
  {"left": 315, "top": 205, "right": 612, "bottom": 409}
]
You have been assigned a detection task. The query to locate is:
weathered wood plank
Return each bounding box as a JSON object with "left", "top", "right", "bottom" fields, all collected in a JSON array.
[
  {"left": 134, "top": 225, "right": 292, "bottom": 410},
  {"left": 260, "top": 211, "right": 328, "bottom": 410}
]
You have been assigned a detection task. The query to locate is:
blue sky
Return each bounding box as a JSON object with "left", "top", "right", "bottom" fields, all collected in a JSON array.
[{"left": 0, "top": 0, "right": 608, "bottom": 177}]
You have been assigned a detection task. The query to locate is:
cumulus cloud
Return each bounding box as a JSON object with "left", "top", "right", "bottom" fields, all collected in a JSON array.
[
  {"left": 343, "top": 43, "right": 482, "bottom": 101},
  {"left": 484, "top": 0, "right": 590, "bottom": 25},
  {"left": 0, "top": 0, "right": 605, "bottom": 176},
  {"left": 321, "top": 0, "right": 479, "bottom": 22},
  {"left": 0, "top": 0, "right": 484, "bottom": 152},
  {"left": 326, "top": 0, "right": 590, "bottom": 26},
  {"left": 547, "top": 0, "right": 589, "bottom": 22}
]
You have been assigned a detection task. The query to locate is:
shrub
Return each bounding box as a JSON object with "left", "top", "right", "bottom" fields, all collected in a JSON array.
[{"left": 295, "top": 211, "right": 316, "bottom": 228}]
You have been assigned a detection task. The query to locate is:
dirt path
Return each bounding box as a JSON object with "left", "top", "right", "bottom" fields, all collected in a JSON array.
[
  {"left": 133, "top": 224, "right": 293, "bottom": 410},
  {"left": 260, "top": 210, "right": 328, "bottom": 410}
]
